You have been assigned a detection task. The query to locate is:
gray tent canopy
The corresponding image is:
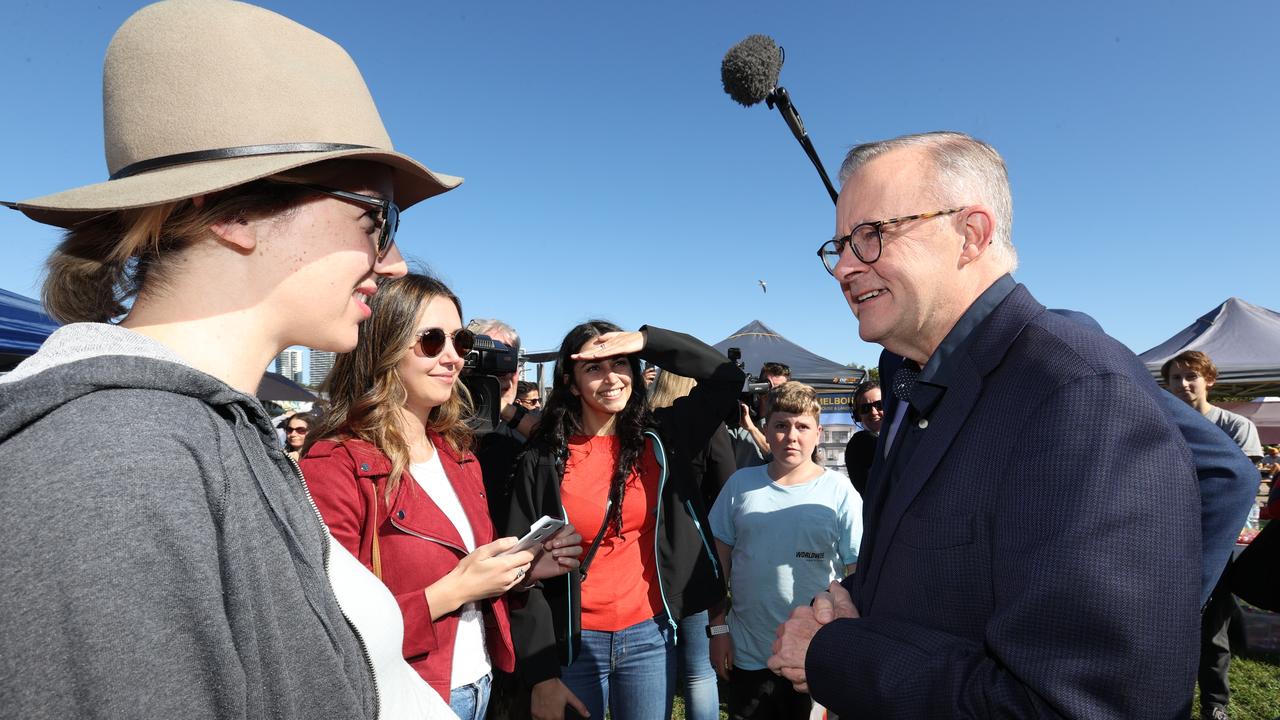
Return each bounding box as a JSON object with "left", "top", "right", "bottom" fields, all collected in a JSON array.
[
  {"left": 713, "top": 320, "right": 863, "bottom": 389},
  {"left": 1138, "top": 297, "right": 1280, "bottom": 394}
]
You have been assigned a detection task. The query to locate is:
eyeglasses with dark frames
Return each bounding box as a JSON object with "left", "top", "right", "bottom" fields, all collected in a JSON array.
[
  {"left": 415, "top": 327, "right": 476, "bottom": 359},
  {"left": 285, "top": 426, "right": 309, "bottom": 434},
  {"left": 268, "top": 181, "right": 400, "bottom": 261},
  {"left": 816, "top": 207, "right": 966, "bottom": 276}
]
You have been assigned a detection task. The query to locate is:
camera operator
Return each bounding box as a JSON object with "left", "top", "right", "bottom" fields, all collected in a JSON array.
[
  {"left": 726, "top": 361, "right": 791, "bottom": 469},
  {"left": 465, "top": 318, "right": 544, "bottom": 720},
  {"left": 466, "top": 318, "right": 538, "bottom": 440}
]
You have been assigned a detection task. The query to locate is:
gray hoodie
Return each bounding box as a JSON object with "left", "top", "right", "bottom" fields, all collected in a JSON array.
[{"left": 0, "top": 324, "right": 377, "bottom": 719}]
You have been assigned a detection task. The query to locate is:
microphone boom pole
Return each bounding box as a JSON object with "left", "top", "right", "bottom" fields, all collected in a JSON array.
[{"left": 766, "top": 86, "right": 838, "bottom": 204}]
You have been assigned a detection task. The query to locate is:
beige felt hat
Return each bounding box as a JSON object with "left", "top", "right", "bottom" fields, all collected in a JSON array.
[{"left": 3, "top": 0, "right": 461, "bottom": 228}]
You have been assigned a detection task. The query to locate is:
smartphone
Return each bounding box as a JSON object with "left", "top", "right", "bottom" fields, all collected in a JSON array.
[{"left": 500, "top": 515, "right": 567, "bottom": 556}]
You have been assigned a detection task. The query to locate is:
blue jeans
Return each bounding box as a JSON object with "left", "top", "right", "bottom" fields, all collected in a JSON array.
[
  {"left": 448, "top": 672, "right": 491, "bottom": 720},
  {"left": 677, "top": 610, "right": 720, "bottom": 720},
  {"left": 561, "top": 616, "right": 676, "bottom": 720}
]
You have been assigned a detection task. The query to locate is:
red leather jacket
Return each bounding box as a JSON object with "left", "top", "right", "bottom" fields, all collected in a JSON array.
[{"left": 301, "top": 434, "right": 515, "bottom": 700}]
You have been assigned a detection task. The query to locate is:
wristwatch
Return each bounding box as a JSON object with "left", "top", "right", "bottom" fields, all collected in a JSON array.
[
  {"left": 506, "top": 404, "right": 528, "bottom": 429},
  {"left": 705, "top": 624, "right": 730, "bottom": 638}
]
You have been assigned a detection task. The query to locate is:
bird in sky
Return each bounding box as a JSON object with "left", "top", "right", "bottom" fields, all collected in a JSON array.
[{"left": 758, "top": 279, "right": 767, "bottom": 294}]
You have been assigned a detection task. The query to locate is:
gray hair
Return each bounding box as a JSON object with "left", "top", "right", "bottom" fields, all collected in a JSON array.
[
  {"left": 466, "top": 317, "right": 520, "bottom": 348},
  {"left": 837, "top": 131, "right": 1017, "bottom": 272}
]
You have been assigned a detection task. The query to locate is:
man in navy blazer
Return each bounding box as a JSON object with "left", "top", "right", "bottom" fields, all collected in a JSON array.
[{"left": 768, "top": 132, "right": 1201, "bottom": 718}]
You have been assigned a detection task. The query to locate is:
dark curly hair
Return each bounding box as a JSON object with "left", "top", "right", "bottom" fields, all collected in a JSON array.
[{"left": 530, "top": 320, "right": 653, "bottom": 538}]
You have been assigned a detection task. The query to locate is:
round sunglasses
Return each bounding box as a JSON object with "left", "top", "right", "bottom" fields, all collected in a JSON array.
[{"left": 415, "top": 327, "right": 475, "bottom": 358}]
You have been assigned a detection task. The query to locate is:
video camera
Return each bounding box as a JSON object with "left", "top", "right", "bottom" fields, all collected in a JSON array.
[
  {"left": 460, "top": 335, "right": 520, "bottom": 434},
  {"left": 727, "top": 347, "right": 772, "bottom": 426}
]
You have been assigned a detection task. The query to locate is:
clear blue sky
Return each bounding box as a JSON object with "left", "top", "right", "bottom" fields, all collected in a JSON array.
[{"left": 2, "top": 0, "right": 1276, "bottom": 370}]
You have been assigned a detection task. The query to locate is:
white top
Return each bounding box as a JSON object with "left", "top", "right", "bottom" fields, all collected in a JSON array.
[
  {"left": 325, "top": 531, "right": 458, "bottom": 719},
  {"left": 411, "top": 450, "right": 491, "bottom": 689}
]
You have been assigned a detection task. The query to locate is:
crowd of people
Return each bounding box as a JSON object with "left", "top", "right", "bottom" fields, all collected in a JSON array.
[{"left": 0, "top": 2, "right": 1275, "bottom": 720}]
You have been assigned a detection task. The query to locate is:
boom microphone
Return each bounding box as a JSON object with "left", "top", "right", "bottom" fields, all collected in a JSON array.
[
  {"left": 721, "top": 34, "right": 782, "bottom": 107},
  {"left": 720, "top": 34, "right": 838, "bottom": 204}
]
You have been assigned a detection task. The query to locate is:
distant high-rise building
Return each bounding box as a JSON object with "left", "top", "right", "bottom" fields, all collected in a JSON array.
[
  {"left": 310, "top": 350, "right": 336, "bottom": 387},
  {"left": 275, "top": 348, "right": 303, "bottom": 383}
]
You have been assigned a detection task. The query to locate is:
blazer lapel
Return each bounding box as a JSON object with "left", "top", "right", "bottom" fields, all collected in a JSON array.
[
  {"left": 859, "top": 284, "right": 1043, "bottom": 613},
  {"left": 861, "top": 354, "right": 983, "bottom": 612}
]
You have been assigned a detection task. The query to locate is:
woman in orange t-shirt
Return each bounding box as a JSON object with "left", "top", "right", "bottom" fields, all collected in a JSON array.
[{"left": 505, "top": 321, "right": 743, "bottom": 720}]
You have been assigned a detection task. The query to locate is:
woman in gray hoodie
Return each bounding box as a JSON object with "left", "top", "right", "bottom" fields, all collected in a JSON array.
[{"left": 0, "top": 2, "right": 462, "bottom": 718}]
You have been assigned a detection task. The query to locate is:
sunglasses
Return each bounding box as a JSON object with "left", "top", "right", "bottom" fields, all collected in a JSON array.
[
  {"left": 267, "top": 180, "right": 400, "bottom": 260},
  {"left": 857, "top": 400, "right": 883, "bottom": 415},
  {"left": 416, "top": 327, "right": 476, "bottom": 358},
  {"left": 286, "top": 426, "right": 308, "bottom": 434}
]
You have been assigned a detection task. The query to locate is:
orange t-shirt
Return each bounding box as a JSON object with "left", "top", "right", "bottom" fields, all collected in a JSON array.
[{"left": 561, "top": 434, "right": 665, "bottom": 631}]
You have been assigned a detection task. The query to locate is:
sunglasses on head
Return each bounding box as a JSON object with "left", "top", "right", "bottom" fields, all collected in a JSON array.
[
  {"left": 416, "top": 327, "right": 475, "bottom": 358},
  {"left": 857, "top": 400, "right": 883, "bottom": 415}
]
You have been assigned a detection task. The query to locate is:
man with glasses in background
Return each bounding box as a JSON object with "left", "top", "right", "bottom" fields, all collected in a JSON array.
[
  {"left": 768, "top": 131, "right": 1201, "bottom": 718},
  {"left": 841, "top": 380, "right": 882, "bottom": 500},
  {"left": 514, "top": 381, "right": 541, "bottom": 412}
]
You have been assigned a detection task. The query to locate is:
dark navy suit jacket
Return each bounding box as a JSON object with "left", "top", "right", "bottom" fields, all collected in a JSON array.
[
  {"left": 1049, "top": 309, "right": 1257, "bottom": 606},
  {"left": 805, "top": 285, "right": 1201, "bottom": 719}
]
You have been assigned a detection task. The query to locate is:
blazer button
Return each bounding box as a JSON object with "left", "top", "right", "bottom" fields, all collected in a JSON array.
[
  {"left": 917, "top": 418, "right": 929, "bottom": 429},
  {"left": 360, "top": 463, "right": 370, "bottom": 471},
  {"left": 397, "top": 510, "right": 405, "bottom": 520}
]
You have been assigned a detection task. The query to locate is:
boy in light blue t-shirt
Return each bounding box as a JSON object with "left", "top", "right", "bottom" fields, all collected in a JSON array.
[{"left": 708, "top": 381, "right": 862, "bottom": 719}]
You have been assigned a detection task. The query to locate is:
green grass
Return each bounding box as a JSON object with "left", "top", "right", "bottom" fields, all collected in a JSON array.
[
  {"left": 668, "top": 696, "right": 724, "bottom": 720},
  {"left": 665, "top": 655, "right": 1280, "bottom": 719},
  {"left": 1194, "top": 654, "right": 1280, "bottom": 720}
]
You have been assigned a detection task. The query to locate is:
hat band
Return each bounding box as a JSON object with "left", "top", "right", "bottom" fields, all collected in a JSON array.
[{"left": 109, "top": 142, "right": 376, "bottom": 180}]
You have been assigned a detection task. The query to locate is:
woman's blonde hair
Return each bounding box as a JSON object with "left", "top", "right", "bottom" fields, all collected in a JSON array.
[
  {"left": 647, "top": 369, "right": 696, "bottom": 410},
  {"left": 306, "top": 273, "right": 474, "bottom": 497},
  {"left": 42, "top": 182, "right": 311, "bottom": 324}
]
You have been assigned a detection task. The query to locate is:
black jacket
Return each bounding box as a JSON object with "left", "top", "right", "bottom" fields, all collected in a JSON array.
[
  {"left": 1230, "top": 519, "right": 1279, "bottom": 612},
  {"left": 504, "top": 325, "right": 741, "bottom": 686},
  {"left": 690, "top": 423, "right": 736, "bottom": 511}
]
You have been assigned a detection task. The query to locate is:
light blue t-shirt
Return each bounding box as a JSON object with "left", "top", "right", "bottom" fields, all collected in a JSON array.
[{"left": 708, "top": 465, "right": 862, "bottom": 670}]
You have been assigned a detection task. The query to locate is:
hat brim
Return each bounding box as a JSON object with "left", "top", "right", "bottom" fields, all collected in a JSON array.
[{"left": 4, "top": 147, "right": 462, "bottom": 228}]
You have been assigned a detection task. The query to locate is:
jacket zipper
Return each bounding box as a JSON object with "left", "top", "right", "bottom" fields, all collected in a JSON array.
[
  {"left": 683, "top": 500, "right": 720, "bottom": 580},
  {"left": 645, "top": 431, "right": 679, "bottom": 644},
  {"left": 560, "top": 500, "right": 574, "bottom": 666},
  {"left": 387, "top": 516, "right": 468, "bottom": 555},
  {"left": 288, "top": 455, "right": 382, "bottom": 719}
]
